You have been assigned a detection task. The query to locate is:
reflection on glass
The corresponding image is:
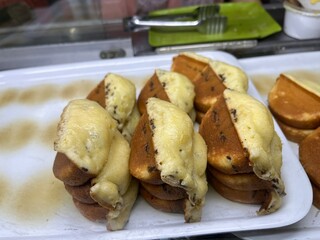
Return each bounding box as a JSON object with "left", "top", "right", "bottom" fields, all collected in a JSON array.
[{"left": 0, "top": 0, "right": 227, "bottom": 48}]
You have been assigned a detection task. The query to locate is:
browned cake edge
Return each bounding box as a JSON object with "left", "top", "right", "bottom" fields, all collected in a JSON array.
[{"left": 139, "top": 184, "right": 185, "bottom": 214}]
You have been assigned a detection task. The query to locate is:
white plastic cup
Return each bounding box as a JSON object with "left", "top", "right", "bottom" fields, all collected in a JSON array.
[{"left": 283, "top": 0, "right": 320, "bottom": 39}]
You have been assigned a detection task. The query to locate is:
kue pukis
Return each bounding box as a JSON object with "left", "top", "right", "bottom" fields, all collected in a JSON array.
[
  {"left": 207, "top": 167, "right": 272, "bottom": 191},
  {"left": 138, "top": 69, "right": 196, "bottom": 120},
  {"left": 199, "top": 89, "right": 285, "bottom": 215},
  {"left": 64, "top": 181, "right": 95, "bottom": 204},
  {"left": 171, "top": 52, "right": 248, "bottom": 122},
  {"left": 130, "top": 97, "right": 208, "bottom": 222},
  {"left": 206, "top": 174, "right": 272, "bottom": 205},
  {"left": 299, "top": 127, "right": 320, "bottom": 208},
  {"left": 87, "top": 73, "right": 140, "bottom": 142},
  {"left": 139, "top": 185, "right": 185, "bottom": 214},
  {"left": 139, "top": 181, "right": 187, "bottom": 200},
  {"left": 268, "top": 74, "right": 320, "bottom": 143},
  {"left": 53, "top": 99, "right": 138, "bottom": 231},
  {"left": 276, "top": 118, "right": 314, "bottom": 143}
]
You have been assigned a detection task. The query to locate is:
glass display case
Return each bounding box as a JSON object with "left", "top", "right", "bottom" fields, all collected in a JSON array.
[
  {"left": 1, "top": 0, "right": 320, "bottom": 70},
  {"left": 0, "top": 1, "right": 319, "bottom": 240}
]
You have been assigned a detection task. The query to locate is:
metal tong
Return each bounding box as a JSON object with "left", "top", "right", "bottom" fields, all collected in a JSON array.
[{"left": 124, "top": 5, "right": 227, "bottom": 34}]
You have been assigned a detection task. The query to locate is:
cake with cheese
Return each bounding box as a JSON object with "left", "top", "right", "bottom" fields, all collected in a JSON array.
[
  {"left": 199, "top": 89, "right": 285, "bottom": 214},
  {"left": 87, "top": 73, "right": 140, "bottom": 142},
  {"left": 137, "top": 69, "right": 196, "bottom": 120},
  {"left": 130, "top": 97, "right": 208, "bottom": 222},
  {"left": 171, "top": 52, "right": 248, "bottom": 122},
  {"left": 53, "top": 99, "right": 138, "bottom": 230}
]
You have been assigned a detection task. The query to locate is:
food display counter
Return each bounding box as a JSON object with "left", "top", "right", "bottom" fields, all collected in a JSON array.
[{"left": 0, "top": 1, "right": 319, "bottom": 239}]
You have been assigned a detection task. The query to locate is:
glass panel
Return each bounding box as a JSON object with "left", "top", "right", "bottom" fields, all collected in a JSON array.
[{"left": 0, "top": 0, "right": 225, "bottom": 48}]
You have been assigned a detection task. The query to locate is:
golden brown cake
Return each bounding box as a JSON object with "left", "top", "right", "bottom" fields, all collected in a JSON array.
[
  {"left": 64, "top": 181, "right": 96, "bottom": 204},
  {"left": 276, "top": 118, "right": 314, "bottom": 143},
  {"left": 199, "top": 93, "right": 252, "bottom": 174},
  {"left": 171, "top": 53, "right": 207, "bottom": 81},
  {"left": 53, "top": 152, "right": 95, "bottom": 186},
  {"left": 129, "top": 112, "right": 162, "bottom": 185},
  {"left": 87, "top": 73, "right": 140, "bottom": 142},
  {"left": 207, "top": 166, "right": 272, "bottom": 191},
  {"left": 129, "top": 98, "right": 208, "bottom": 222},
  {"left": 299, "top": 127, "right": 320, "bottom": 209},
  {"left": 53, "top": 99, "right": 138, "bottom": 230},
  {"left": 140, "top": 181, "right": 187, "bottom": 201},
  {"left": 137, "top": 69, "right": 195, "bottom": 120},
  {"left": 137, "top": 70, "right": 170, "bottom": 115},
  {"left": 268, "top": 74, "right": 320, "bottom": 129},
  {"left": 299, "top": 127, "right": 320, "bottom": 189},
  {"left": 139, "top": 185, "right": 185, "bottom": 214},
  {"left": 207, "top": 173, "right": 270, "bottom": 204},
  {"left": 171, "top": 52, "right": 248, "bottom": 122},
  {"left": 73, "top": 198, "right": 109, "bottom": 222},
  {"left": 200, "top": 89, "right": 285, "bottom": 215}
]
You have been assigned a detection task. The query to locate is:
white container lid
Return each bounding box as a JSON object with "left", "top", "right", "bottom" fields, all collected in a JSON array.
[{"left": 283, "top": 0, "right": 320, "bottom": 39}]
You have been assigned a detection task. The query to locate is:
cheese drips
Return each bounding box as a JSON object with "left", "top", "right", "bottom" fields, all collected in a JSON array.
[
  {"left": 179, "top": 52, "right": 248, "bottom": 93},
  {"left": 104, "top": 73, "right": 137, "bottom": 129},
  {"left": 146, "top": 97, "right": 208, "bottom": 222}
]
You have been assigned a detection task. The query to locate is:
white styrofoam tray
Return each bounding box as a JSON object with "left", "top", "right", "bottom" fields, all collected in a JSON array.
[{"left": 0, "top": 51, "right": 312, "bottom": 239}]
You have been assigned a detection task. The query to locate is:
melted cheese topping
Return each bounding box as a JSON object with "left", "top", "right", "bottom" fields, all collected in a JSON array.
[
  {"left": 90, "top": 131, "right": 131, "bottom": 209},
  {"left": 104, "top": 73, "right": 136, "bottom": 129},
  {"left": 258, "top": 190, "right": 282, "bottom": 215},
  {"left": 106, "top": 179, "right": 139, "bottom": 231},
  {"left": 54, "top": 99, "right": 117, "bottom": 174},
  {"left": 224, "top": 89, "right": 285, "bottom": 213},
  {"left": 156, "top": 69, "right": 195, "bottom": 114},
  {"left": 180, "top": 52, "right": 248, "bottom": 93},
  {"left": 284, "top": 74, "right": 320, "bottom": 98},
  {"left": 209, "top": 60, "right": 248, "bottom": 93},
  {"left": 122, "top": 104, "right": 141, "bottom": 142},
  {"left": 146, "top": 97, "right": 207, "bottom": 222}
]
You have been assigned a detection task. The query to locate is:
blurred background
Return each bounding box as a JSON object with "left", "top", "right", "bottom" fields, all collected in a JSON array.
[{"left": 0, "top": 0, "right": 319, "bottom": 70}]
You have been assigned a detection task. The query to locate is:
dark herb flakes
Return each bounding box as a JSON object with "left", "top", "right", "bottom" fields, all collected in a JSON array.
[
  {"left": 230, "top": 108, "right": 238, "bottom": 122},
  {"left": 218, "top": 74, "right": 226, "bottom": 82},
  {"left": 212, "top": 110, "right": 219, "bottom": 122},
  {"left": 219, "top": 131, "right": 227, "bottom": 142}
]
